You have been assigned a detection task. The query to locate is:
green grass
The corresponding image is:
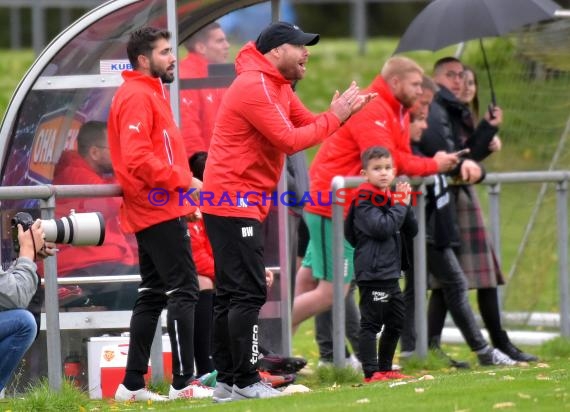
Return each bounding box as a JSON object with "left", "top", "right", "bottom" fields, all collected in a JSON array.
[{"left": 3, "top": 336, "right": 570, "bottom": 411}]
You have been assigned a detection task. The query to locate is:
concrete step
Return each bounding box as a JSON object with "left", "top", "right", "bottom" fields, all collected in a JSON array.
[{"left": 441, "top": 327, "right": 559, "bottom": 346}]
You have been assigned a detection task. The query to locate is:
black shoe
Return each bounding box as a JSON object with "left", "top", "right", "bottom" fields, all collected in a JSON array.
[
  {"left": 493, "top": 331, "right": 539, "bottom": 362},
  {"left": 258, "top": 354, "right": 307, "bottom": 374},
  {"left": 431, "top": 346, "right": 471, "bottom": 369},
  {"left": 496, "top": 342, "right": 538, "bottom": 362}
]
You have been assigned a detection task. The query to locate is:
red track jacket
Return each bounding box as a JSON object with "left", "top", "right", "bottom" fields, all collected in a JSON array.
[
  {"left": 305, "top": 75, "right": 439, "bottom": 219},
  {"left": 202, "top": 42, "right": 342, "bottom": 222},
  {"left": 108, "top": 70, "right": 194, "bottom": 233}
]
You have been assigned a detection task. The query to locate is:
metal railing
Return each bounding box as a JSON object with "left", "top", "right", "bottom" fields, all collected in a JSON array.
[
  {"left": 330, "top": 171, "right": 570, "bottom": 367},
  {"left": 1, "top": 171, "right": 568, "bottom": 384}
]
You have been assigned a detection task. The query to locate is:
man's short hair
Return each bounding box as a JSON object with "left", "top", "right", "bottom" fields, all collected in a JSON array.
[
  {"left": 77, "top": 121, "right": 107, "bottom": 157},
  {"left": 184, "top": 22, "right": 221, "bottom": 52},
  {"left": 433, "top": 56, "right": 463, "bottom": 74},
  {"left": 381, "top": 56, "right": 423, "bottom": 80},
  {"left": 361, "top": 146, "right": 392, "bottom": 170},
  {"left": 189, "top": 151, "right": 208, "bottom": 181},
  {"left": 127, "top": 27, "right": 171, "bottom": 69}
]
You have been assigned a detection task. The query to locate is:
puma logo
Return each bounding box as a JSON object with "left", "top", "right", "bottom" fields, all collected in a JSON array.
[
  {"left": 374, "top": 120, "right": 387, "bottom": 129},
  {"left": 128, "top": 122, "right": 141, "bottom": 133}
]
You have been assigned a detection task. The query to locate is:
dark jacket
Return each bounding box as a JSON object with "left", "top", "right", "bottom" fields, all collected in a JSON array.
[
  {"left": 420, "top": 85, "right": 497, "bottom": 179},
  {"left": 424, "top": 173, "right": 461, "bottom": 249},
  {"left": 345, "top": 183, "right": 418, "bottom": 285}
]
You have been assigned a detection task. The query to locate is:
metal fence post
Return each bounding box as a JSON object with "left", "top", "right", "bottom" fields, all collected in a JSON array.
[
  {"left": 413, "top": 183, "right": 428, "bottom": 359},
  {"left": 331, "top": 176, "right": 347, "bottom": 368},
  {"left": 488, "top": 183, "right": 503, "bottom": 308},
  {"left": 556, "top": 180, "right": 569, "bottom": 336},
  {"left": 278, "top": 169, "right": 292, "bottom": 356},
  {"left": 351, "top": 0, "right": 367, "bottom": 55},
  {"left": 40, "top": 194, "right": 63, "bottom": 391}
]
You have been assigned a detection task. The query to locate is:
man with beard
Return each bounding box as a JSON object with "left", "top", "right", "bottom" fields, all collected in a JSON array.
[
  {"left": 202, "top": 21, "right": 375, "bottom": 401},
  {"left": 108, "top": 27, "right": 209, "bottom": 402},
  {"left": 292, "top": 56, "right": 460, "bottom": 335}
]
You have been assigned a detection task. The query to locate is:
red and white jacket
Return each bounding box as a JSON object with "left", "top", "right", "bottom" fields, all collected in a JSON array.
[
  {"left": 305, "top": 75, "right": 439, "bottom": 219},
  {"left": 202, "top": 42, "right": 342, "bottom": 222},
  {"left": 108, "top": 70, "right": 195, "bottom": 233}
]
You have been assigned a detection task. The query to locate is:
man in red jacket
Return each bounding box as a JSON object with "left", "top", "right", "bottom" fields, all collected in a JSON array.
[
  {"left": 52, "top": 120, "right": 138, "bottom": 308},
  {"left": 52, "top": 121, "right": 138, "bottom": 275},
  {"left": 179, "top": 22, "right": 230, "bottom": 156},
  {"left": 202, "top": 21, "right": 375, "bottom": 401},
  {"left": 107, "top": 27, "right": 210, "bottom": 402},
  {"left": 291, "top": 56, "right": 460, "bottom": 332}
]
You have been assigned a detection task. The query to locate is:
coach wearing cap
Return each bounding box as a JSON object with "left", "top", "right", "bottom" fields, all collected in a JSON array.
[{"left": 202, "top": 21, "right": 375, "bottom": 401}]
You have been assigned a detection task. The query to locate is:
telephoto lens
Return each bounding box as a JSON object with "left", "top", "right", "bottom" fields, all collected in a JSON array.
[{"left": 10, "top": 210, "right": 105, "bottom": 250}]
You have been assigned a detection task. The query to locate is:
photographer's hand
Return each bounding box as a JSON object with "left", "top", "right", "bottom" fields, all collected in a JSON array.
[
  {"left": 17, "top": 219, "right": 45, "bottom": 260},
  {"left": 37, "top": 242, "right": 57, "bottom": 259}
]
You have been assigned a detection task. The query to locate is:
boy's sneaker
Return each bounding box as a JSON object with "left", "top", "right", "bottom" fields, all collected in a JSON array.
[
  {"left": 364, "top": 370, "right": 412, "bottom": 383},
  {"left": 169, "top": 380, "right": 214, "bottom": 400},
  {"left": 364, "top": 372, "right": 390, "bottom": 383},
  {"left": 478, "top": 348, "right": 518, "bottom": 366},
  {"left": 231, "top": 381, "right": 283, "bottom": 400},
  {"left": 379, "top": 370, "right": 413, "bottom": 380},
  {"left": 212, "top": 382, "right": 233, "bottom": 403},
  {"left": 114, "top": 384, "right": 169, "bottom": 402},
  {"left": 198, "top": 370, "right": 218, "bottom": 388}
]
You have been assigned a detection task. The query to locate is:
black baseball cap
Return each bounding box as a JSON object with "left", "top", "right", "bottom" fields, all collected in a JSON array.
[{"left": 255, "top": 21, "right": 320, "bottom": 54}]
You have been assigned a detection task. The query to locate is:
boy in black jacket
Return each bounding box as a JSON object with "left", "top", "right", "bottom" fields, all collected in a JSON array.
[{"left": 345, "top": 146, "right": 417, "bottom": 382}]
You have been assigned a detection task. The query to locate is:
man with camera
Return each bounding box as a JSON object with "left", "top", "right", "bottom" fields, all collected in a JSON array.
[{"left": 0, "top": 220, "right": 54, "bottom": 397}]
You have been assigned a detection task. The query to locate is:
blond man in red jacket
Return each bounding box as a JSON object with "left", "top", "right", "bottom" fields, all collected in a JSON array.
[
  {"left": 291, "top": 57, "right": 460, "bottom": 332},
  {"left": 202, "top": 21, "right": 375, "bottom": 401},
  {"left": 108, "top": 27, "right": 209, "bottom": 402}
]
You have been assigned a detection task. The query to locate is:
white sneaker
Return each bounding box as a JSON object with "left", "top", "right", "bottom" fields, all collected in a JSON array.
[
  {"left": 115, "top": 384, "right": 169, "bottom": 402},
  {"left": 231, "top": 381, "right": 283, "bottom": 400},
  {"left": 212, "top": 381, "right": 233, "bottom": 403},
  {"left": 169, "top": 380, "right": 214, "bottom": 400}
]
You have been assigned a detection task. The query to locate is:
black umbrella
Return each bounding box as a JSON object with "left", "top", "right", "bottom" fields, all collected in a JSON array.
[{"left": 395, "top": 0, "right": 561, "bottom": 105}]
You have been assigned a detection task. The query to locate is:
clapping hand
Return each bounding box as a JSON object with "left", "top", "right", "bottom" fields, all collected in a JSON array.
[{"left": 330, "top": 81, "right": 377, "bottom": 123}]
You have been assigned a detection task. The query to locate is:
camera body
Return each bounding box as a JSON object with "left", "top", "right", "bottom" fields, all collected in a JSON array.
[{"left": 11, "top": 210, "right": 105, "bottom": 254}]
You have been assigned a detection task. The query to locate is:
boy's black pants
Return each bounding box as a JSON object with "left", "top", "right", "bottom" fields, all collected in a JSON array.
[{"left": 358, "top": 281, "right": 404, "bottom": 376}]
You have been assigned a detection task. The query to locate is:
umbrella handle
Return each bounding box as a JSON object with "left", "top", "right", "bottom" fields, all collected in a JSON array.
[{"left": 480, "top": 39, "right": 497, "bottom": 108}]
